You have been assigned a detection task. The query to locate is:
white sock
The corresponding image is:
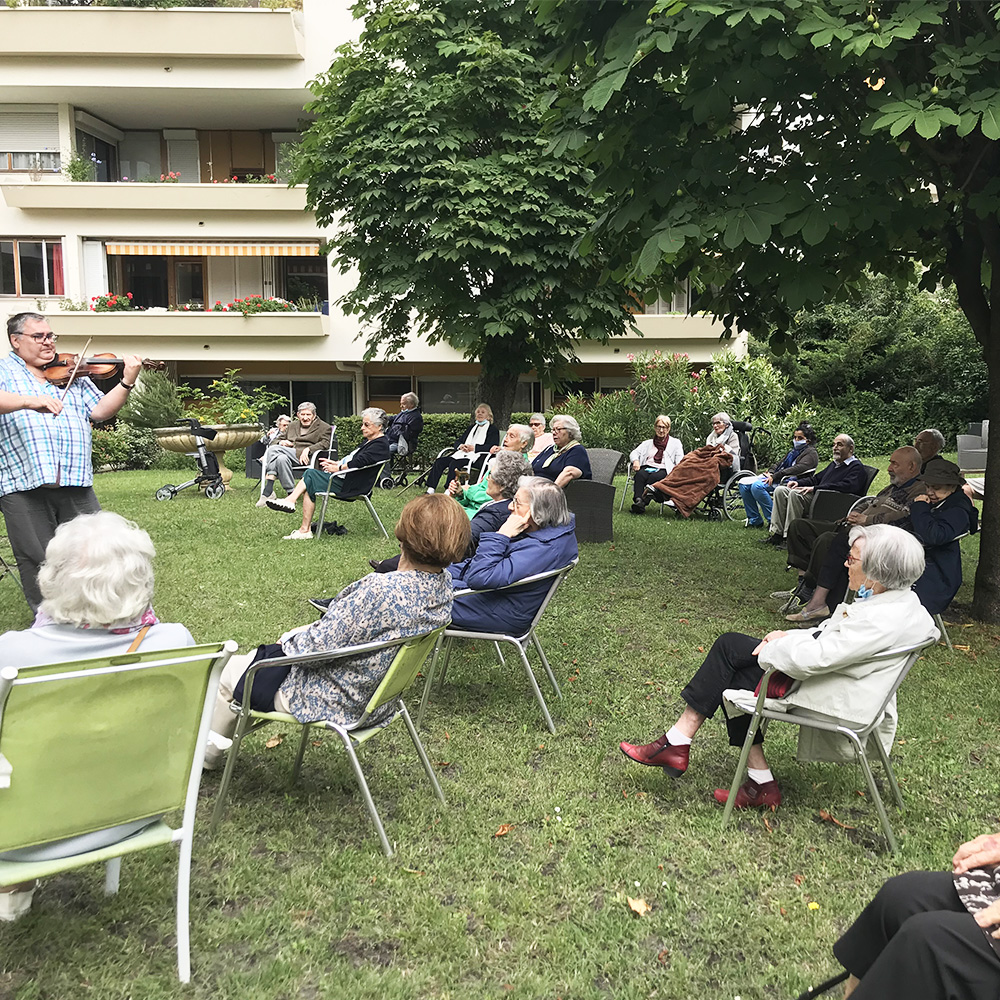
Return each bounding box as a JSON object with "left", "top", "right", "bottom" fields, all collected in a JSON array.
[
  {"left": 666, "top": 726, "right": 692, "bottom": 747},
  {"left": 747, "top": 767, "right": 773, "bottom": 785}
]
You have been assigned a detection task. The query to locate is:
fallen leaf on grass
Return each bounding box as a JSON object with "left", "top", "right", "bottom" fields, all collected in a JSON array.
[
  {"left": 780, "top": 907, "right": 787, "bottom": 916},
  {"left": 678, "top": 618, "right": 689, "bottom": 624},
  {"left": 264, "top": 734, "right": 284, "bottom": 749},
  {"left": 494, "top": 824, "right": 515, "bottom": 838},
  {"left": 793, "top": 874, "right": 804, "bottom": 886},
  {"left": 444, "top": 730, "right": 451, "bottom": 740},
  {"left": 656, "top": 948, "right": 669, "bottom": 964},
  {"left": 402, "top": 867, "right": 425, "bottom": 876},
  {"left": 434, "top": 761, "right": 450, "bottom": 767},
  {"left": 697, "top": 646, "right": 704, "bottom": 653},
  {"left": 311, "top": 740, "right": 323, "bottom": 747},
  {"left": 763, "top": 815, "right": 774, "bottom": 833},
  {"left": 818, "top": 808, "right": 856, "bottom": 830},
  {"left": 953, "top": 644, "right": 971, "bottom": 651},
  {"left": 627, "top": 896, "right": 651, "bottom": 917}
]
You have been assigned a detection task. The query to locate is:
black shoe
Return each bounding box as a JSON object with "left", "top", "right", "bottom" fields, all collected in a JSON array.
[
  {"left": 760, "top": 533, "right": 783, "bottom": 545},
  {"left": 308, "top": 597, "right": 333, "bottom": 614},
  {"left": 630, "top": 500, "right": 647, "bottom": 515},
  {"left": 369, "top": 559, "right": 381, "bottom": 571}
]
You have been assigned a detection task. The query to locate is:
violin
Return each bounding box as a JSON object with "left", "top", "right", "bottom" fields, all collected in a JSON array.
[{"left": 41, "top": 353, "right": 165, "bottom": 388}]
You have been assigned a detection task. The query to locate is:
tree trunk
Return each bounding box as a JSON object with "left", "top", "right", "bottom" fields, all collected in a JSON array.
[
  {"left": 475, "top": 339, "right": 522, "bottom": 431},
  {"left": 971, "top": 306, "right": 1000, "bottom": 622}
]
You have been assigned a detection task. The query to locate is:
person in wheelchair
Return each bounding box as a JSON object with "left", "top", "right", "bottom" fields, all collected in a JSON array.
[
  {"left": 384, "top": 392, "right": 422, "bottom": 477},
  {"left": 737, "top": 422, "right": 818, "bottom": 528},
  {"left": 628, "top": 415, "right": 684, "bottom": 514},
  {"left": 706, "top": 412, "right": 741, "bottom": 470}
]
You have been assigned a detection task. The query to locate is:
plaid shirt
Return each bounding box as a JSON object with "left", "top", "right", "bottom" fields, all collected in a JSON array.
[{"left": 0, "top": 352, "right": 104, "bottom": 497}]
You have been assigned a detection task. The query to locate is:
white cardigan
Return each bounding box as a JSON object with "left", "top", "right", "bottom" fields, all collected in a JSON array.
[
  {"left": 726, "top": 589, "right": 938, "bottom": 761},
  {"left": 629, "top": 436, "right": 684, "bottom": 473}
]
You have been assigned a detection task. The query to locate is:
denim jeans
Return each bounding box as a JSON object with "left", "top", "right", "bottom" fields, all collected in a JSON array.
[{"left": 738, "top": 477, "right": 773, "bottom": 525}]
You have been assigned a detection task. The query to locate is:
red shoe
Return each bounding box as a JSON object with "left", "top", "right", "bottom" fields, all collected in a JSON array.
[
  {"left": 619, "top": 735, "right": 689, "bottom": 776},
  {"left": 713, "top": 778, "right": 782, "bottom": 810}
]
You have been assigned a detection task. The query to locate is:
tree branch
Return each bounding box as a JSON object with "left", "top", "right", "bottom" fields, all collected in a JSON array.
[{"left": 946, "top": 208, "right": 991, "bottom": 347}]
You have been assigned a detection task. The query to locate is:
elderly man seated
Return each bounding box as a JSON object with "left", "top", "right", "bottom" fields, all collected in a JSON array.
[
  {"left": 531, "top": 415, "right": 592, "bottom": 488},
  {"left": 913, "top": 427, "right": 947, "bottom": 473},
  {"left": 265, "top": 408, "right": 389, "bottom": 540},
  {"left": 778, "top": 446, "right": 925, "bottom": 620},
  {"left": 762, "top": 433, "right": 868, "bottom": 546},
  {"left": 257, "top": 401, "right": 335, "bottom": 506},
  {"left": 448, "top": 423, "right": 533, "bottom": 517},
  {"left": 384, "top": 392, "right": 423, "bottom": 469}
]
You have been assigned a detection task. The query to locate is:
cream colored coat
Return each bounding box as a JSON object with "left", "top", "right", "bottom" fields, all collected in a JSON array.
[{"left": 725, "top": 589, "right": 938, "bottom": 762}]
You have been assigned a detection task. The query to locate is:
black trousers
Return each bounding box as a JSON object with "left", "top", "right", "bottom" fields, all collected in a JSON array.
[
  {"left": 786, "top": 517, "right": 840, "bottom": 570},
  {"left": 679, "top": 632, "right": 765, "bottom": 747},
  {"left": 834, "top": 870, "right": 1000, "bottom": 999},
  {"left": 813, "top": 528, "right": 851, "bottom": 607},
  {"left": 425, "top": 454, "right": 484, "bottom": 492},
  {"left": 0, "top": 485, "right": 101, "bottom": 611},
  {"left": 633, "top": 467, "right": 668, "bottom": 500}
]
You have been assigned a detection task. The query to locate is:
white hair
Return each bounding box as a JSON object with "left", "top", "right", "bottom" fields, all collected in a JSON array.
[
  {"left": 711, "top": 412, "right": 732, "bottom": 427},
  {"left": 361, "top": 406, "right": 387, "bottom": 428},
  {"left": 38, "top": 512, "right": 156, "bottom": 628},
  {"left": 848, "top": 524, "right": 925, "bottom": 591},
  {"left": 508, "top": 423, "right": 534, "bottom": 451},
  {"left": 550, "top": 414, "right": 582, "bottom": 442},
  {"left": 296, "top": 401, "right": 317, "bottom": 415},
  {"left": 518, "top": 476, "right": 571, "bottom": 528},
  {"left": 401, "top": 392, "right": 419, "bottom": 409},
  {"left": 529, "top": 413, "right": 546, "bottom": 429},
  {"left": 917, "top": 428, "right": 945, "bottom": 451}
]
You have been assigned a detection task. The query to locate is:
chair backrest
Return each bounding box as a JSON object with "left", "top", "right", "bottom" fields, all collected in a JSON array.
[
  {"left": 854, "top": 640, "right": 935, "bottom": 737},
  {"left": 0, "top": 642, "right": 232, "bottom": 853},
  {"left": 731, "top": 421, "right": 756, "bottom": 473},
  {"left": 861, "top": 464, "right": 879, "bottom": 492},
  {"left": 359, "top": 627, "right": 446, "bottom": 722},
  {"left": 453, "top": 559, "right": 579, "bottom": 636},
  {"left": 586, "top": 449, "right": 623, "bottom": 485},
  {"left": 329, "top": 459, "right": 389, "bottom": 500}
]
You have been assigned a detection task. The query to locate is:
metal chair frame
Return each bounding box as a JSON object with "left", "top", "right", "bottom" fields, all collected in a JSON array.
[
  {"left": 721, "top": 639, "right": 935, "bottom": 852},
  {"left": 210, "top": 630, "right": 446, "bottom": 858},
  {"left": 314, "top": 459, "right": 391, "bottom": 539},
  {"left": 416, "top": 560, "right": 579, "bottom": 734}
]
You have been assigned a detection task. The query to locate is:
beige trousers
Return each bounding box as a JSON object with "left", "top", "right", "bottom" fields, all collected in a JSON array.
[
  {"left": 211, "top": 649, "right": 293, "bottom": 739},
  {"left": 769, "top": 485, "right": 810, "bottom": 537}
]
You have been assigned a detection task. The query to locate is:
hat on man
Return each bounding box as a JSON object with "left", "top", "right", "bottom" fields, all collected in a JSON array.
[{"left": 917, "top": 460, "right": 965, "bottom": 487}]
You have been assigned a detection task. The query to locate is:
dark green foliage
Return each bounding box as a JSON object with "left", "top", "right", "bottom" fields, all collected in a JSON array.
[
  {"left": 119, "top": 370, "right": 185, "bottom": 430},
  {"left": 295, "top": 0, "right": 639, "bottom": 424}
]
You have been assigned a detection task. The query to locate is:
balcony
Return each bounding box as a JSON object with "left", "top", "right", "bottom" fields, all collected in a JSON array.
[
  {"left": 0, "top": 7, "right": 304, "bottom": 61},
  {"left": 50, "top": 310, "right": 325, "bottom": 340},
  {"left": 1, "top": 182, "right": 309, "bottom": 213}
]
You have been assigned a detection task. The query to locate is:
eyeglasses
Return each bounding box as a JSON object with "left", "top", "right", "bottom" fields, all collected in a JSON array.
[
  {"left": 529, "top": 421, "right": 543, "bottom": 427},
  {"left": 511, "top": 498, "right": 530, "bottom": 510},
  {"left": 17, "top": 332, "right": 57, "bottom": 344},
  {"left": 846, "top": 554, "right": 862, "bottom": 565}
]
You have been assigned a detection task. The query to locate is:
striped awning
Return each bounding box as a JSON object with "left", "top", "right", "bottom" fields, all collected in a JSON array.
[{"left": 104, "top": 242, "right": 320, "bottom": 257}]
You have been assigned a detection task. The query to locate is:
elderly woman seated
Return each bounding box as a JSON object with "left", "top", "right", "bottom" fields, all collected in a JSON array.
[
  {"left": 366, "top": 451, "right": 532, "bottom": 574},
  {"left": 619, "top": 525, "right": 936, "bottom": 810},
  {"left": 531, "top": 414, "right": 592, "bottom": 488},
  {"left": 451, "top": 424, "right": 534, "bottom": 517},
  {"left": 706, "top": 411, "right": 741, "bottom": 470},
  {"left": 450, "top": 476, "right": 578, "bottom": 635},
  {"left": 266, "top": 407, "right": 390, "bottom": 540},
  {"left": 209, "top": 494, "right": 470, "bottom": 764},
  {"left": 737, "top": 421, "right": 818, "bottom": 528},
  {"left": 628, "top": 415, "right": 684, "bottom": 513},
  {"left": 0, "top": 511, "right": 195, "bottom": 922},
  {"left": 527, "top": 413, "right": 554, "bottom": 460},
  {"left": 829, "top": 828, "right": 1000, "bottom": 999},
  {"left": 424, "top": 403, "right": 500, "bottom": 492}
]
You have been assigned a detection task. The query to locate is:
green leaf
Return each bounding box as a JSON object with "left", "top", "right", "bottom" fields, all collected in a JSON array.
[
  {"left": 914, "top": 110, "right": 942, "bottom": 139},
  {"left": 889, "top": 111, "right": 918, "bottom": 137},
  {"left": 637, "top": 232, "right": 664, "bottom": 276},
  {"left": 957, "top": 111, "right": 979, "bottom": 137},
  {"left": 981, "top": 104, "right": 1000, "bottom": 141},
  {"left": 801, "top": 207, "right": 830, "bottom": 246},
  {"left": 583, "top": 67, "right": 630, "bottom": 112}
]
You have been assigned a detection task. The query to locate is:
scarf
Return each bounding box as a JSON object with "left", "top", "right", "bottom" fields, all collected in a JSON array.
[
  {"left": 32, "top": 605, "right": 160, "bottom": 634},
  {"left": 706, "top": 426, "right": 732, "bottom": 449},
  {"left": 652, "top": 434, "right": 669, "bottom": 463},
  {"left": 541, "top": 441, "right": 579, "bottom": 468}
]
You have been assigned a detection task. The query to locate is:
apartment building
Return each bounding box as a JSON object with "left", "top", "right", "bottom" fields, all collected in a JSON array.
[{"left": 0, "top": 1, "right": 739, "bottom": 419}]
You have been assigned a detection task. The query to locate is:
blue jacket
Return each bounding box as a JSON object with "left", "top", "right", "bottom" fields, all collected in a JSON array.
[
  {"left": 450, "top": 516, "right": 579, "bottom": 635},
  {"left": 531, "top": 444, "right": 592, "bottom": 482},
  {"left": 386, "top": 408, "right": 423, "bottom": 449},
  {"left": 910, "top": 490, "right": 979, "bottom": 614},
  {"left": 795, "top": 459, "right": 869, "bottom": 494},
  {"left": 468, "top": 498, "right": 511, "bottom": 553}
]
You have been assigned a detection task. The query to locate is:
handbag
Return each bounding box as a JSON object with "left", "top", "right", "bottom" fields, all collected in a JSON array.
[{"left": 754, "top": 670, "right": 795, "bottom": 699}]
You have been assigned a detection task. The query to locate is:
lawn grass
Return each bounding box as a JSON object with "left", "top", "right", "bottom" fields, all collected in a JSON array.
[{"left": 0, "top": 458, "right": 997, "bottom": 1000}]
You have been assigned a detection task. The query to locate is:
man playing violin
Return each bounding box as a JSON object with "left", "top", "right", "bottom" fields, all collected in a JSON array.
[{"left": 0, "top": 312, "right": 142, "bottom": 612}]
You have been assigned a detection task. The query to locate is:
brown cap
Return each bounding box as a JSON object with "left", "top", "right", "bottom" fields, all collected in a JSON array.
[{"left": 917, "top": 460, "right": 965, "bottom": 487}]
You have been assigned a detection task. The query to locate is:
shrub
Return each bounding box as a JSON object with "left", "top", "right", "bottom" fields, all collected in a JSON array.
[{"left": 91, "top": 427, "right": 129, "bottom": 471}]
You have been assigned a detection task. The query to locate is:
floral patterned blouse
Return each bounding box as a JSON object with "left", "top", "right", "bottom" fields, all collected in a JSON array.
[{"left": 277, "top": 570, "right": 453, "bottom": 727}]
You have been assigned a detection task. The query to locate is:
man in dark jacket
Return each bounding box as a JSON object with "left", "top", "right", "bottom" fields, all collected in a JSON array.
[{"left": 764, "top": 433, "right": 869, "bottom": 543}]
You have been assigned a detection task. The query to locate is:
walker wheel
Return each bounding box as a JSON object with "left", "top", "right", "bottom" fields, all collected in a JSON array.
[
  {"left": 379, "top": 477, "right": 395, "bottom": 490},
  {"left": 155, "top": 485, "right": 177, "bottom": 501},
  {"left": 708, "top": 506, "right": 723, "bottom": 521},
  {"left": 204, "top": 481, "right": 226, "bottom": 500},
  {"left": 399, "top": 476, "right": 409, "bottom": 487}
]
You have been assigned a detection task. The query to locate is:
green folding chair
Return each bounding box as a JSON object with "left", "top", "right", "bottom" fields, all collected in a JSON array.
[
  {"left": 720, "top": 639, "right": 935, "bottom": 852},
  {"left": 210, "top": 627, "right": 446, "bottom": 857},
  {"left": 0, "top": 641, "right": 237, "bottom": 982}
]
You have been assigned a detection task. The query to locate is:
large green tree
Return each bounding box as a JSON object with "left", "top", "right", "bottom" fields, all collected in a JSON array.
[
  {"left": 295, "top": 0, "right": 638, "bottom": 427},
  {"left": 539, "top": 0, "right": 1000, "bottom": 620}
]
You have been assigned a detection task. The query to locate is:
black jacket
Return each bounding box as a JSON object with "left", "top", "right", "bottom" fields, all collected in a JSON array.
[
  {"left": 910, "top": 490, "right": 979, "bottom": 615},
  {"left": 386, "top": 408, "right": 423, "bottom": 449}
]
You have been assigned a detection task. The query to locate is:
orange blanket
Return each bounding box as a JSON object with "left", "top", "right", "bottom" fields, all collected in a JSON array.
[{"left": 651, "top": 445, "right": 733, "bottom": 517}]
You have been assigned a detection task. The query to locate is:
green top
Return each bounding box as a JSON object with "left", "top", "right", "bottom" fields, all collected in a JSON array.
[{"left": 456, "top": 477, "right": 491, "bottom": 519}]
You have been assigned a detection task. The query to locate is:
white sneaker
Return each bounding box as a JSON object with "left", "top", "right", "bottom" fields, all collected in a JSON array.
[
  {"left": 283, "top": 529, "right": 313, "bottom": 540},
  {"left": 255, "top": 495, "right": 269, "bottom": 508},
  {"left": 202, "top": 731, "right": 233, "bottom": 771},
  {"left": 0, "top": 884, "right": 36, "bottom": 922},
  {"left": 425, "top": 488, "right": 435, "bottom": 494}
]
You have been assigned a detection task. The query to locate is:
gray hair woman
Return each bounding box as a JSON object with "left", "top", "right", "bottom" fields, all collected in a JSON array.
[
  {"left": 527, "top": 412, "right": 554, "bottom": 460},
  {"left": 706, "top": 411, "right": 741, "bottom": 469},
  {"left": 267, "top": 408, "right": 391, "bottom": 539},
  {"left": 0, "top": 511, "right": 196, "bottom": 921},
  {"left": 489, "top": 423, "right": 534, "bottom": 458},
  {"left": 531, "top": 414, "right": 592, "bottom": 487},
  {"left": 449, "top": 476, "right": 578, "bottom": 635},
  {"left": 620, "top": 523, "right": 936, "bottom": 813}
]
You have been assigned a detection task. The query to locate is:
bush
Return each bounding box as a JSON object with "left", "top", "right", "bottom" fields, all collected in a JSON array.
[{"left": 91, "top": 427, "right": 129, "bottom": 471}]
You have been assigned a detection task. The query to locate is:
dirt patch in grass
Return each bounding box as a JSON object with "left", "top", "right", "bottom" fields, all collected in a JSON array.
[{"left": 330, "top": 931, "right": 400, "bottom": 968}]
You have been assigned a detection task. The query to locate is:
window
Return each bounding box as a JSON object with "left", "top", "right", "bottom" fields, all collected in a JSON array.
[
  {"left": 0, "top": 240, "right": 64, "bottom": 297},
  {"left": 368, "top": 376, "right": 412, "bottom": 401},
  {"left": 552, "top": 378, "right": 597, "bottom": 405},
  {"left": 642, "top": 285, "right": 691, "bottom": 314},
  {"left": 279, "top": 257, "right": 327, "bottom": 305},
  {"left": 75, "top": 130, "right": 117, "bottom": 183},
  {"left": 119, "top": 131, "right": 161, "bottom": 181},
  {"left": 0, "top": 108, "right": 61, "bottom": 174}
]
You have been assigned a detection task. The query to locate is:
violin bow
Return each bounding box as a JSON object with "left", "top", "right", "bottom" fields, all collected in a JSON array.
[{"left": 55, "top": 337, "right": 93, "bottom": 409}]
